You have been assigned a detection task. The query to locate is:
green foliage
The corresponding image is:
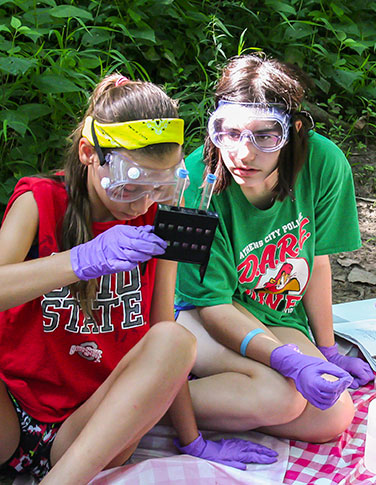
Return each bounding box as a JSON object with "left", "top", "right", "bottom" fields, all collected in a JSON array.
[{"left": 0, "top": 0, "right": 375, "bottom": 205}]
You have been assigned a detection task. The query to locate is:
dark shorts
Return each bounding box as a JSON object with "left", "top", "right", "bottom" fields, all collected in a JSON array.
[{"left": 5, "top": 393, "right": 60, "bottom": 482}]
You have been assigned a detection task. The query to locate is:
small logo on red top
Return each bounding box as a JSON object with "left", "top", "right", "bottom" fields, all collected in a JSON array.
[{"left": 69, "top": 342, "right": 103, "bottom": 362}]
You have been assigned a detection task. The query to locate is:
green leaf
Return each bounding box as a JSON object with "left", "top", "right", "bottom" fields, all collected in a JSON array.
[
  {"left": 0, "top": 56, "right": 37, "bottom": 75},
  {"left": 82, "top": 28, "right": 113, "bottom": 46},
  {"left": 333, "top": 69, "right": 364, "bottom": 91},
  {"left": 78, "top": 54, "right": 102, "bottom": 69},
  {"left": 213, "top": 18, "right": 233, "bottom": 37},
  {"left": 284, "top": 46, "right": 305, "bottom": 67},
  {"left": 0, "top": 110, "right": 29, "bottom": 136},
  {"left": 336, "top": 31, "right": 346, "bottom": 42},
  {"left": 22, "top": 7, "right": 55, "bottom": 27},
  {"left": 265, "top": 0, "right": 297, "bottom": 15},
  {"left": 311, "top": 43, "right": 329, "bottom": 57},
  {"left": 0, "top": 177, "right": 18, "bottom": 206},
  {"left": 0, "top": 36, "right": 12, "bottom": 52},
  {"left": 315, "top": 77, "right": 331, "bottom": 94},
  {"left": 18, "top": 104, "right": 52, "bottom": 121},
  {"left": 284, "top": 23, "right": 314, "bottom": 41},
  {"left": 343, "top": 39, "right": 369, "bottom": 55},
  {"left": 143, "top": 47, "right": 160, "bottom": 62},
  {"left": 163, "top": 49, "right": 177, "bottom": 66},
  {"left": 359, "top": 85, "right": 376, "bottom": 98},
  {"left": 128, "top": 9, "right": 142, "bottom": 23},
  {"left": 18, "top": 27, "right": 44, "bottom": 41},
  {"left": 33, "top": 74, "right": 82, "bottom": 93},
  {"left": 10, "top": 16, "right": 21, "bottom": 29},
  {"left": 49, "top": 5, "right": 93, "bottom": 21},
  {"left": 128, "top": 28, "right": 156, "bottom": 43},
  {"left": 330, "top": 3, "right": 344, "bottom": 18}
]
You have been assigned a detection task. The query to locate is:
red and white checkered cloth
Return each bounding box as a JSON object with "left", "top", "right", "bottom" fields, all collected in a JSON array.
[
  {"left": 15, "top": 382, "right": 375, "bottom": 485},
  {"left": 89, "top": 428, "right": 289, "bottom": 485},
  {"left": 284, "top": 380, "right": 376, "bottom": 484}
]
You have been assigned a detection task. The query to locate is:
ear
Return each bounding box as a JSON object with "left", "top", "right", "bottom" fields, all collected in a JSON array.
[
  {"left": 79, "top": 137, "right": 99, "bottom": 166},
  {"left": 294, "top": 120, "right": 303, "bottom": 132}
]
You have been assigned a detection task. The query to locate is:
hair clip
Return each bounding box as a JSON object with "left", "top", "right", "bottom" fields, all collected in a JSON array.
[
  {"left": 298, "top": 110, "right": 315, "bottom": 130},
  {"left": 115, "top": 76, "right": 130, "bottom": 87}
]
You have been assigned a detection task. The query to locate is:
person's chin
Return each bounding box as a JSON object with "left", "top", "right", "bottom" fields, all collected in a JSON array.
[{"left": 113, "top": 211, "right": 139, "bottom": 221}]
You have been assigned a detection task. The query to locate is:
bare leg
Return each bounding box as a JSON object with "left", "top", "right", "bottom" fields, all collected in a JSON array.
[
  {"left": 0, "top": 380, "right": 20, "bottom": 464},
  {"left": 41, "top": 322, "right": 196, "bottom": 485},
  {"left": 177, "top": 309, "right": 354, "bottom": 442}
]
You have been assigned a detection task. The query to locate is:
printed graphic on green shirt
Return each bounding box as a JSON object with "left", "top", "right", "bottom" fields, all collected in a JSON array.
[{"left": 237, "top": 213, "right": 311, "bottom": 314}]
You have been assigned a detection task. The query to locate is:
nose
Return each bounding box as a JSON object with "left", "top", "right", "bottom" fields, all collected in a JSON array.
[
  {"left": 130, "top": 195, "right": 153, "bottom": 215},
  {"left": 236, "top": 136, "right": 257, "bottom": 162}
]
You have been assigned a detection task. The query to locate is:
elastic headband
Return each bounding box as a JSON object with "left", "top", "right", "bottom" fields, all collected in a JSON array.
[
  {"left": 82, "top": 115, "right": 184, "bottom": 150},
  {"left": 215, "top": 100, "right": 290, "bottom": 122}
]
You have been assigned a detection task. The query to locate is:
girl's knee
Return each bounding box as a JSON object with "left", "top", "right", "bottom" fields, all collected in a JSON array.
[
  {"left": 234, "top": 374, "right": 307, "bottom": 428},
  {"left": 147, "top": 321, "right": 197, "bottom": 364},
  {"left": 323, "top": 395, "right": 355, "bottom": 442},
  {"left": 265, "top": 380, "right": 307, "bottom": 425},
  {"left": 305, "top": 393, "right": 355, "bottom": 443}
]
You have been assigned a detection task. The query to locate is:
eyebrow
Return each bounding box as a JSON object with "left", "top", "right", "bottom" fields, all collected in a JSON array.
[
  {"left": 252, "top": 126, "right": 281, "bottom": 134},
  {"left": 221, "top": 125, "right": 281, "bottom": 134}
]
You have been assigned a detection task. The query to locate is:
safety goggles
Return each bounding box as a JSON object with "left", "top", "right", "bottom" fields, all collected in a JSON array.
[
  {"left": 208, "top": 101, "right": 291, "bottom": 153},
  {"left": 98, "top": 151, "right": 188, "bottom": 203}
]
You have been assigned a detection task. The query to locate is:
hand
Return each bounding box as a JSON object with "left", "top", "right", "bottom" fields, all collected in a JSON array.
[
  {"left": 317, "top": 343, "right": 374, "bottom": 389},
  {"left": 174, "top": 432, "right": 278, "bottom": 470},
  {"left": 70, "top": 224, "right": 167, "bottom": 280},
  {"left": 270, "top": 344, "right": 354, "bottom": 410}
]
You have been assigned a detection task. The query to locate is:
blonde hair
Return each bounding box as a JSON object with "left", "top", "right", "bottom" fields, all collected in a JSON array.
[{"left": 61, "top": 74, "right": 179, "bottom": 317}]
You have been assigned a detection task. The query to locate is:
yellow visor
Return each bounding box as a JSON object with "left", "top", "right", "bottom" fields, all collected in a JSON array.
[{"left": 82, "top": 115, "right": 184, "bottom": 149}]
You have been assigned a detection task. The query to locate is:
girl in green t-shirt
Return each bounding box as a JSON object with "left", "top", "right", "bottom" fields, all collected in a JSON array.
[{"left": 176, "top": 53, "right": 374, "bottom": 442}]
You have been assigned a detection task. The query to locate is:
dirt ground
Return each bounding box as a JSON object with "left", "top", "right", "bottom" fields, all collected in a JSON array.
[
  {"left": 331, "top": 147, "right": 376, "bottom": 303},
  {"left": 0, "top": 145, "right": 374, "bottom": 485}
]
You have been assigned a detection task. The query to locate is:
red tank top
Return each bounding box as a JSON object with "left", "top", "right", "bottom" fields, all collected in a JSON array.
[{"left": 0, "top": 177, "right": 158, "bottom": 422}]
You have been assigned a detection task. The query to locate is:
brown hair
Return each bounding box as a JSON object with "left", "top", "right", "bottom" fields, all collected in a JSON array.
[
  {"left": 204, "top": 53, "right": 314, "bottom": 199},
  {"left": 61, "top": 74, "right": 179, "bottom": 317}
]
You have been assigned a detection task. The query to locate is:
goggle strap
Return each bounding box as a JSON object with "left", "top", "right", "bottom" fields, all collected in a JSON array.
[{"left": 91, "top": 120, "right": 106, "bottom": 166}]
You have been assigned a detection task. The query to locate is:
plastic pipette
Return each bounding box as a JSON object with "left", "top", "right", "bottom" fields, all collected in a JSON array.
[
  {"left": 199, "top": 173, "right": 216, "bottom": 211},
  {"left": 171, "top": 168, "right": 189, "bottom": 207}
]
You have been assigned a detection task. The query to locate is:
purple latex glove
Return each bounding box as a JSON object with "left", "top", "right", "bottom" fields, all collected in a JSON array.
[
  {"left": 70, "top": 224, "right": 167, "bottom": 280},
  {"left": 270, "top": 344, "right": 354, "bottom": 410},
  {"left": 174, "top": 432, "right": 278, "bottom": 470},
  {"left": 317, "top": 343, "right": 374, "bottom": 389}
]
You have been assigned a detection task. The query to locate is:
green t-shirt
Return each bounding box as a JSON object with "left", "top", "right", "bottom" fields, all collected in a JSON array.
[{"left": 175, "top": 131, "right": 361, "bottom": 338}]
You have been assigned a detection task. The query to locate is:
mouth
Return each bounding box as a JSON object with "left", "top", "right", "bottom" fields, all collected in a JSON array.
[{"left": 233, "top": 167, "right": 260, "bottom": 177}]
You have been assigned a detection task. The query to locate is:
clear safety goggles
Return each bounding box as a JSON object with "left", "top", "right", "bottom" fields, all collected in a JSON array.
[
  {"left": 98, "top": 151, "right": 188, "bottom": 203},
  {"left": 208, "top": 101, "right": 291, "bottom": 153}
]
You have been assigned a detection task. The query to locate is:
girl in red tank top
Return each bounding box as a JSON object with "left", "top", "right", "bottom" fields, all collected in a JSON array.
[{"left": 0, "top": 74, "right": 277, "bottom": 484}]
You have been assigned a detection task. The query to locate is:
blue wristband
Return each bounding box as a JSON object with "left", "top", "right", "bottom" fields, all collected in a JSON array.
[{"left": 240, "top": 329, "right": 265, "bottom": 356}]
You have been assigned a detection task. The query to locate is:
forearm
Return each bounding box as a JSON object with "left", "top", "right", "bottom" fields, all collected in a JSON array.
[
  {"left": 0, "top": 251, "right": 78, "bottom": 311},
  {"left": 151, "top": 259, "right": 199, "bottom": 445},
  {"left": 303, "top": 255, "right": 335, "bottom": 346},
  {"left": 149, "top": 259, "right": 177, "bottom": 325},
  {"left": 168, "top": 381, "right": 199, "bottom": 446},
  {"left": 198, "top": 303, "right": 282, "bottom": 366}
]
